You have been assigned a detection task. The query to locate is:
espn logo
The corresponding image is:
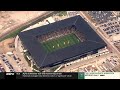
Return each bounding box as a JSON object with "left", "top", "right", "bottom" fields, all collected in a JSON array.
[{"left": 6, "top": 73, "right": 14, "bottom": 75}]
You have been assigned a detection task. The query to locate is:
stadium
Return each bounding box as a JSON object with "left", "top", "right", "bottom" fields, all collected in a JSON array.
[{"left": 18, "top": 15, "right": 107, "bottom": 68}]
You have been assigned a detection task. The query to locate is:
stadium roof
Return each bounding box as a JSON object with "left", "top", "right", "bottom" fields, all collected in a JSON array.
[{"left": 19, "top": 15, "right": 107, "bottom": 68}]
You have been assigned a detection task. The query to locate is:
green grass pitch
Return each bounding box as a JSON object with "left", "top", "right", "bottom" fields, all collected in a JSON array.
[{"left": 41, "top": 33, "right": 80, "bottom": 53}]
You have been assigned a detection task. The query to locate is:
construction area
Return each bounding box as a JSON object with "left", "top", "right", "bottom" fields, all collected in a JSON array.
[{"left": 0, "top": 11, "right": 49, "bottom": 40}]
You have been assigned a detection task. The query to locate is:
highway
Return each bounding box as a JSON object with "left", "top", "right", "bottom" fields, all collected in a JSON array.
[
  {"left": 0, "top": 11, "right": 55, "bottom": 41},
  {"left": 79, "top": 11, "right": 120, "bottom": 58}
]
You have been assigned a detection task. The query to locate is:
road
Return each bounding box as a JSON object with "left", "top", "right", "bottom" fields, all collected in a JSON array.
[
  {"left": 0, "top": 11, "right": 55, "bottom": 41},
  {"left": 79, "top": 11, "right": 120, "bottom": 58}
]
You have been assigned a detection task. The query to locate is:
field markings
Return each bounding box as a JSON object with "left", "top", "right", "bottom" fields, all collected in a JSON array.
[{"left": 41, "top": 33, "right": 80, "bottom": 53}]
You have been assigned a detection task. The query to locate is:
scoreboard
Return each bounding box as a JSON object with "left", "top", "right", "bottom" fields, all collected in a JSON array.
[{"left": 0, "top": 72, "right": 120, "bottom": 79}]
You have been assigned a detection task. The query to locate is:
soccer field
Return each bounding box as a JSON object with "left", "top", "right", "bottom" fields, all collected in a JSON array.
[{"left": 42, "top": 33, "right": 80, "bottom": 53}]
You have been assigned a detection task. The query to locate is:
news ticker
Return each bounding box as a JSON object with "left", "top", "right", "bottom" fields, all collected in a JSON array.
[{"left": 0, "top": 72, "right": 120, "bottom": 79}]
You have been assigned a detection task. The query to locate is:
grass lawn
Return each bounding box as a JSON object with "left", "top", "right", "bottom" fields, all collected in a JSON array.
[
  {"left": 57, "top": 11, "right": 67, "bottom": 16},
  {"left": 0, "top": 27, "right": 26, "bottom": 42},
  {"left": 42, "top": 33, "right": 80, "bottom": 53}
]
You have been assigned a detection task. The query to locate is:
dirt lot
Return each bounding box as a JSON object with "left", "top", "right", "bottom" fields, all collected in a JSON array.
[
  {"left": 0, "top": 38, "right": 15, "bottom": 53},
  {"left": 0, "top": 11, "right": 47, "bottom": 36}
]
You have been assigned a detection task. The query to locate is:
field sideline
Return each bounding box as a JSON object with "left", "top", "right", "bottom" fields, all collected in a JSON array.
[{"left": 41, "top": 33, "right": 80, "bottom": 53}]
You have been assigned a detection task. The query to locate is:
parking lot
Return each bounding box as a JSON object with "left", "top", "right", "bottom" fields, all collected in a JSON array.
[
  {"left": 83, "top": 11, "right": 120, "bottom": 56},
  {"left": 71, "top": 54, "right": 119, "bottom": 72},
  {"left": 87, "top": 11, "right": 116, "bottom": 24},
  {"left": 0, "top": 50, "right": 33, "bottom": 72},
  {"left": 0, "top": 63, "right": 5, "bottom": 72},
  {"left": 58, "top": 47, "right": 120, "bottom": 72},
  {"left": 99, "top": 19, "right": 120, "bottom": 37},
  {"left": 12, "top": 51, "right": 32, "bottom": 72},
  {"left": 98, "top": 55, "right": 120, "bottom": 72},
  {"left": 0, "top": 54, "right": 15, "bottom": 72},
  {"left": 5, "top": 53, "right": 23, "bottom": 72}
]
